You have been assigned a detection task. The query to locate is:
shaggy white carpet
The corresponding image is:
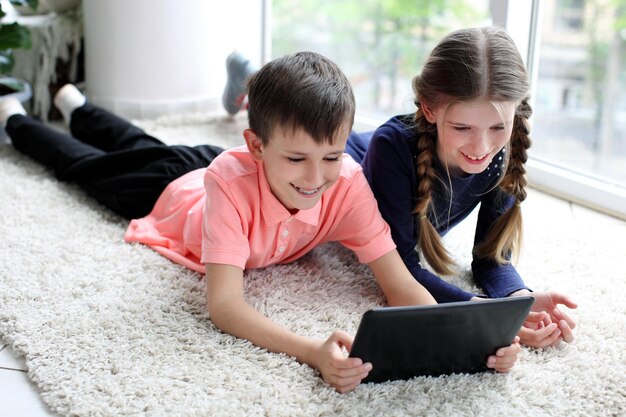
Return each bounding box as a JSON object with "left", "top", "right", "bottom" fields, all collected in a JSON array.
[{"left": 0, "top": 112, "right": 624, "bottom": 417}]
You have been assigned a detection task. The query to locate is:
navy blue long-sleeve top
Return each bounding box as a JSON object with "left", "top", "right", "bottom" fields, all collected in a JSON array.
[{"left": 347, "top": 115, "right": 529, "bottom": 303}]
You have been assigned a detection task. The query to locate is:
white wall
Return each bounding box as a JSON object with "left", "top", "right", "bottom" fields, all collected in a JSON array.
[{"left": 83, "top": 0, "right": 262, "bottom": 119}]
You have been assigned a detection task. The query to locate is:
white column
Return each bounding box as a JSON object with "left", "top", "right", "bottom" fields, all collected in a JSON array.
[{"left": 83, "top": 0, "right": 262, "bottom": 119}]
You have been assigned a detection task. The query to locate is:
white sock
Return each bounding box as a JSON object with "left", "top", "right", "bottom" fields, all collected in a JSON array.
[
  {"left": 54, "top": 84, "right": 86, "bottom": 125},
  {"left": 0, "top": 98, "right": 27, "bottom": 128}
]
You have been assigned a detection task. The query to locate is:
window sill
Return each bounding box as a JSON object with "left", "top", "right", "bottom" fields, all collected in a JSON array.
[{"left": 527, "top": 158, "right": 626, "bottom": 221}]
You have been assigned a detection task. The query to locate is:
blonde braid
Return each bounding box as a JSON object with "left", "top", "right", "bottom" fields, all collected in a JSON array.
[
  {"left": 474, "top": 98, "right": 532, "bottom": 263},
  {"left": 413, "top": 110, "right": 457, "bottom": 276}
]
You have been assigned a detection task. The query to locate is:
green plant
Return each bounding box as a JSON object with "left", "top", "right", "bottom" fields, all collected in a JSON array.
[{"left": 0, "top": 0, "right": 37, "bottom": 75}]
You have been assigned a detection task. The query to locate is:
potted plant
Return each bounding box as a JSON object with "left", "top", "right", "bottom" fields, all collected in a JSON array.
[
  {"left": 9, "top": 0, "right": 80, "bottom": 15},
  {"left": 0, "top": 0, "right": 37, "bottom": 100}
]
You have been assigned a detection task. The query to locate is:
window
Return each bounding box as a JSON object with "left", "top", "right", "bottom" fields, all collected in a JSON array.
[
  {"left": 267, "top": 0, "right": 626, "bottom": 218},
  {"left": 530, "top": 0, "right": 626, "bottom": 218},
  {"left": 554, "top": 0, "right": 585, "bottom": 30},
  {"left": 270, "top": 0, "right": 492, "bottom": 122}
]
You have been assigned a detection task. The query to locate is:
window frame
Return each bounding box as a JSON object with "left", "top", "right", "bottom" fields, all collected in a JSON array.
[
  {"left": 265, "top": 0, "right": 626, "bottom": 220},
  {"left": 514, "top": 0, "right": 626, "bottom": 220}
]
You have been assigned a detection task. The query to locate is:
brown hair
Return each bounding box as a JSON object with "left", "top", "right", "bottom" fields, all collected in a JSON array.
[
  {"left": 411, "top": 26, "right": 532, "bottom": 275},
  {"left": 246, "top": 51, "right": 355, "bottom": 145}
]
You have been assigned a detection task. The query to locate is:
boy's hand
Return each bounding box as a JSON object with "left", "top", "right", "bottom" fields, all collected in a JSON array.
[
  {"left": 312, "top": 331, "right": 372, "bottom": 393},
  {"left": 486, "top": 336, "right": 521, "bottom": 372}
]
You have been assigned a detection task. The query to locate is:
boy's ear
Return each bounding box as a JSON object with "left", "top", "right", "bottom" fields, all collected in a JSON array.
[
  {"left": 421, "top": 100, "right": 437, "bottom": 124},
  {"left": 243, "top": 129, "right": 264, "bottom": 161}
]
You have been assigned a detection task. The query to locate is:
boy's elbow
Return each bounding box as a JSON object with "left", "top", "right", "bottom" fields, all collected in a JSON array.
[
  {"left": 206, "top": 297, "right": 243, "bottom": 333},
  {"left": 206, "top": 298, "right": 227, "bottom": 329}
]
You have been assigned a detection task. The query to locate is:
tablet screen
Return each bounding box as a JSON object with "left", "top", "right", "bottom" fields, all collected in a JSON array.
[{"left": 349, "top": 296, "right": 533, "bottom": 383}]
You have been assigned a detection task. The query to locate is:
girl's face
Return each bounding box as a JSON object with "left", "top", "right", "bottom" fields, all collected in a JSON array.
[
  {"left": 424, "top": 98, "right": 516, "bottom": 174},
  {"left": 244, "top": 124, "right": 349, "bottom": 212}
]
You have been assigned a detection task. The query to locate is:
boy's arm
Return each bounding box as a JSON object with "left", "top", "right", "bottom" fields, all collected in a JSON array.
[
  {"left": 368, "top": 249, "right": 437, "bottom": 306},
  {"left": 206, "top": 263, "right": 315, "bottom": 361},
  {"left": 205, "top": 263, "right": 372, "bottom": 393}
]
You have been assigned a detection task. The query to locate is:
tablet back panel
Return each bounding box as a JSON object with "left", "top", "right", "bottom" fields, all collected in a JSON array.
[{"left": 349, "top": 296, "right": 533, "bottom": 383}]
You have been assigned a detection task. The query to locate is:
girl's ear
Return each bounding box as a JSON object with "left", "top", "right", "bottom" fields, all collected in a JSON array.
[
  {"left": 243, "top": 129, "right": 264, "bottom": 161},
  {"left": 421, "top": 101, "right": 437, "bottom": 124}
]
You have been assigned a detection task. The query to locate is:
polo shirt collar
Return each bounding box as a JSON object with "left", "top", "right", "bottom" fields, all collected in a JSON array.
[{"left": 257, "top": 161, "right": 321, "bottom": 226}]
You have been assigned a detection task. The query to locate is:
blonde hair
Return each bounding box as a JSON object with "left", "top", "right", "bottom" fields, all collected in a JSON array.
[{"left": 411, "top": 26, "right": 532, "bottom": 275}]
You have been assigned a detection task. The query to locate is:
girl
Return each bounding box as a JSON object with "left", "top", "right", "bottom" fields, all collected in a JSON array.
[{"left": 347, "top": 26, "right": 578, "bottom": 349}]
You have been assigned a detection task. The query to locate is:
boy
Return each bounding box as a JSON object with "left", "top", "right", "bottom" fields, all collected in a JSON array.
[{"left": 1, "top": 52, "right": 520, "bottom": 393}]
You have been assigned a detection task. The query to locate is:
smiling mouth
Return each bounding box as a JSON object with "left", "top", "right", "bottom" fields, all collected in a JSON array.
[
  {"left": 293, "top": 185, "right": 323, "bottom": 196},
  {"left": 461, "top": 151, "right": 489, "bottom": 162}
]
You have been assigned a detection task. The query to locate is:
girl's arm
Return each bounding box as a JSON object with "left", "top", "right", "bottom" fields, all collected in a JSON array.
[
  {"left": 367, "top": 249, "right": 520, "bottom": 372},
  {"left": 474, "top": 190, "right": 577, "bottom": 347},
  {"left": 472, "top": 188, "right": 529, "bottom": 297},
  {"left": 360, "top": 125, "right": 475, "bottom": 302},
  {"left": 205, "top": 263, "right": 372, "bottom": 393}
]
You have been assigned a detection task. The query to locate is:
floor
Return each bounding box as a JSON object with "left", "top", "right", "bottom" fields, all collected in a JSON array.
[
  {"left": 1, "top": 187, "right": 624, "bottom": 417},
  {"left": 0, "top": 344, "right": 57, "bottom": 416}
]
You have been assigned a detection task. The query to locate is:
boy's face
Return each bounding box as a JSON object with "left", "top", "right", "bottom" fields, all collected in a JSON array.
[{"left": 244, "top": 124, "right": 350, "bottom": 211}]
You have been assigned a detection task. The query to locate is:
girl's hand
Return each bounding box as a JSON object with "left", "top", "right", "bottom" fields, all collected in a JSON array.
[
  {"left": 517, "top": 311, "right": 564, "bottom": 347},
  {"left": 510, "top": 290, "right": 577, "bottom": 347},
  {"left": 486, "top": 336, "right": 521, "bottom": 372},
  {"left": 311, "top": 331, "right": 372, "bottom": 393},
  {"left": 529, "top": 291, "right": 577, "bottom": 329}
]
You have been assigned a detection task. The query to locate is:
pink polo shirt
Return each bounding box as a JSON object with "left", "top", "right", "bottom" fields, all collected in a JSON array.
[{"left": 124, "top": 145, "right": 395, "bottom": 273}]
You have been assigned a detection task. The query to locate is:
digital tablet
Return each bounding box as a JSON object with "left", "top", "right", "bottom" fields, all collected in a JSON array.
[{"left": 349, "top": 296, "right": 534, "bottom": 383}]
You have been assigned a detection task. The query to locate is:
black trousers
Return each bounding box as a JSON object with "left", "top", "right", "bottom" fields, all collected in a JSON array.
[{"left": 7, "top": 104, "right": 224, "bottom": 219}]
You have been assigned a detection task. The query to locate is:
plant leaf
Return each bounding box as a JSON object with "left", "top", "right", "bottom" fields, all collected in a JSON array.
[
  {"left": 9, "top": 0, "right": 39, "bottom": 10},
  {"left": 0, "top": 50, "right": 15, "bottom": 74},
  {"left": 0, "top": 23, "right": 32, "bottom": 50}
]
